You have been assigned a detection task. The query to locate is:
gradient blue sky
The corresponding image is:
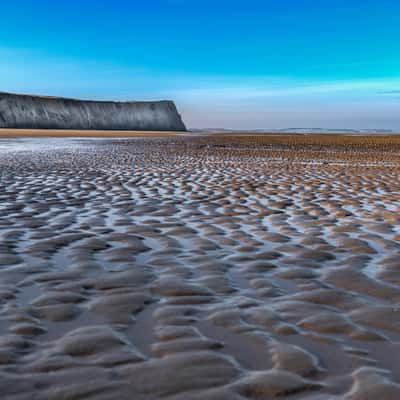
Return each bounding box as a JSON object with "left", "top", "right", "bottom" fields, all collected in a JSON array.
[{"left": 1, "top": 0, "right": 400, "bottom": 129}]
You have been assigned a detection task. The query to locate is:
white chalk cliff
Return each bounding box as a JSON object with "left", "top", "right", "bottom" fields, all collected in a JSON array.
[{"left": 0, "top": 92, "right": 186, "bottom": 131}]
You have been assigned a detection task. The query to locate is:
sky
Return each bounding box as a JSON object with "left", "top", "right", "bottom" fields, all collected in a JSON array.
[{"left": 1, "top": 0, "right": 400, "bottom": 130}]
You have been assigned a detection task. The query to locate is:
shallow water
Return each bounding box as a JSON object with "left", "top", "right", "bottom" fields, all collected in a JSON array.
[
  {"left": 0, "top": 135, "right": 400, "bottom": 399},
  {"left": 0, "top": 136, "right": 148, "bottom": 152}
]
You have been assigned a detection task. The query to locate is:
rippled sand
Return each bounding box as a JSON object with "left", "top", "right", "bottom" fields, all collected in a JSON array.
[{"left": 1, "top": 134, "right": 400, "bottom": 399}]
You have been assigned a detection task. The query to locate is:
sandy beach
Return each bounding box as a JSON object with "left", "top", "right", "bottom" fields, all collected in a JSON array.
[
  {"left": 0, "top": 129, "right": 188, "bottom": 137},
  {"left": 1, "top": 132, "right": 400, "bottom": 399}
]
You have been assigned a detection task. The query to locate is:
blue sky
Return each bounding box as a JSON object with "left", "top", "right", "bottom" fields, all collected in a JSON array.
[{"left": 1, "top": 0, "right": 400, "bottom": 129}]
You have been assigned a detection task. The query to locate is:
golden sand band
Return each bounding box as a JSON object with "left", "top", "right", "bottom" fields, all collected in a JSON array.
[{"left": 0, "top": 128, "right": 187, "bottom": 137}]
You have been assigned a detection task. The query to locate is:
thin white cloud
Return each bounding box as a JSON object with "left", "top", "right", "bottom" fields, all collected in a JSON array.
[{"left": 168, "top": 78, "right": 400, "bottom": 102}]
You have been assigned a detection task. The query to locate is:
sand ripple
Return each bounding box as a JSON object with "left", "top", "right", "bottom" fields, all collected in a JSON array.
[{"left": 0, "top": 135, "right": 400, "bottom": 399}]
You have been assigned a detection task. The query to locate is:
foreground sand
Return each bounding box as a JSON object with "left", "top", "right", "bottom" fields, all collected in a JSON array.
[{"left": 0, "top": 134, "right": 400, "bottom": 399}]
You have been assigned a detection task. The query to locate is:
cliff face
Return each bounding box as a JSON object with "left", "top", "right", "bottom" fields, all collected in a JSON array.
[{"left": 0, "top": 92, "right": 186, "bottom": 131}]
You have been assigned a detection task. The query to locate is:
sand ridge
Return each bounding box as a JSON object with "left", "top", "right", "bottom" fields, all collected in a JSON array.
[{"left": 0, "top": 134, "right": 400, "bottom": 399}]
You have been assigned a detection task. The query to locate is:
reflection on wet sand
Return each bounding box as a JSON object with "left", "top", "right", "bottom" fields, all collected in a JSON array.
[{"left": 0, "top": 134, "right": 400, "bottom": 399}]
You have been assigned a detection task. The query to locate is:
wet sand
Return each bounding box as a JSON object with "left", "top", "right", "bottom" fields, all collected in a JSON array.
[
  {"left": 0, "top": 128, "right": 188, "bottom": 137},
  {"left": 1, "top": 133, "right": 400, "bottom": 399}
]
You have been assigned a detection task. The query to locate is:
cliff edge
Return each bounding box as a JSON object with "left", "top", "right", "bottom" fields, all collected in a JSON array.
[{"left": 0, "top": 92, "right": 186, "bottom": 131}]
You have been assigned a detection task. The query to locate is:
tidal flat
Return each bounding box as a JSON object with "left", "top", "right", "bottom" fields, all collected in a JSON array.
[{"left": 0, "top": 133, "right": 400, "bottom": 399}]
